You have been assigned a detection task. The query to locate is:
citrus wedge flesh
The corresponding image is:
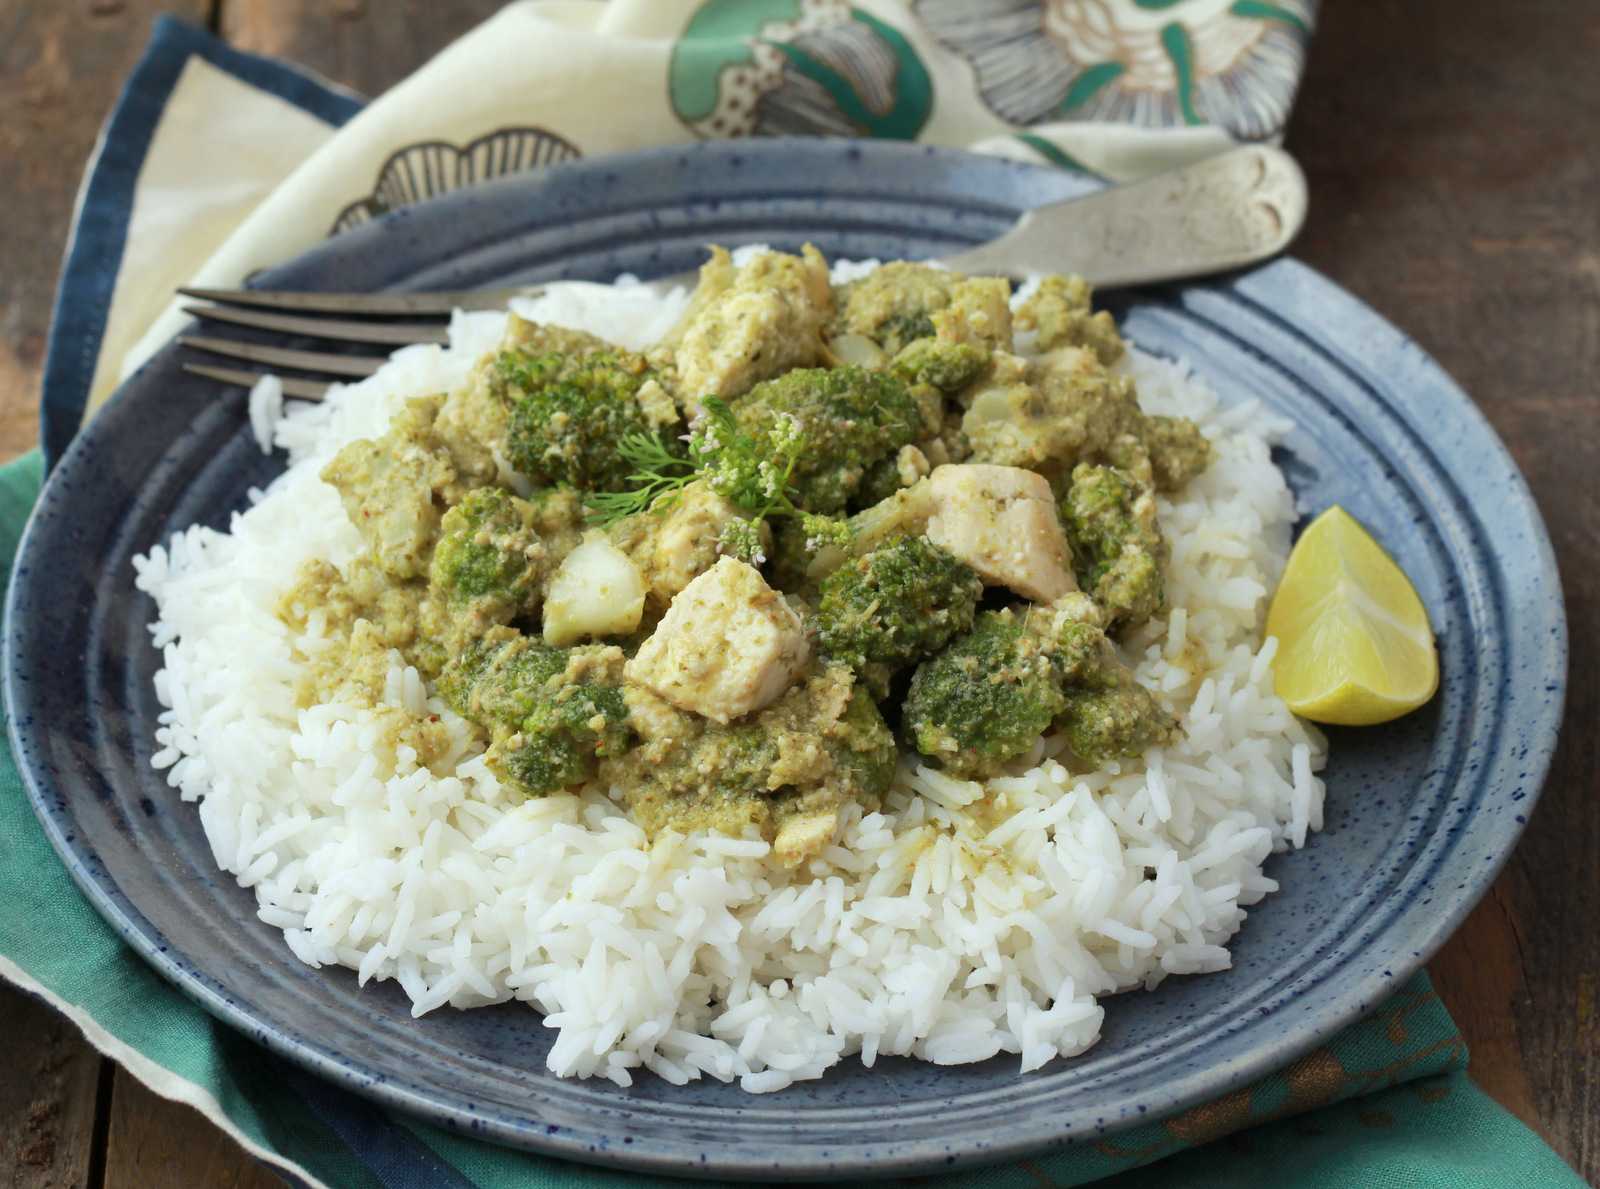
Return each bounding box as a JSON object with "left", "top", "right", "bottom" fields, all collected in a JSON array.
[{"left": 1265, "top": 506, "right": 1438, "bottom": 726}]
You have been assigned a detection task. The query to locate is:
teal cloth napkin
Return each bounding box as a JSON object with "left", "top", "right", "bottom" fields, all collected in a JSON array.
[{"left": 0, "top": 446, "right": 1582, "bottom": 1186}]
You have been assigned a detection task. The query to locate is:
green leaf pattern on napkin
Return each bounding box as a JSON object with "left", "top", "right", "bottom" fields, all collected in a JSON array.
[
  {"left": 669, "top": 0, "right": 934, "bottom": 139},
  {"left": 917, "top": 0, "right": 1314, "bottom": 140},
  {"left": 669, "top": 0, "right": 1316, "bottom": 146}
]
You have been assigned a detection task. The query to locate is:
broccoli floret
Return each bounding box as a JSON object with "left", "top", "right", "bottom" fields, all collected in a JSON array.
[
  {"left": 962, "top": 345, "right": 1212, "bottom": 497},
  {"left": 587, "top": 369, "right": 928, "bottom": 552},
  {"left": 585, "top": 374, "right": 910, "bottom": 566},
  {"left": 832, "top": 263, "right": 950, "bottom": 352},
  {"left": 1057, "top": 685, "right": 1174, "bottom": 767},
  {"left": 962, "top": 353, "right": 1145, "bottom": 485},
  {"left": 903, "top": 609, "right": 1067, "bottom": 778},
  {"left": 817, "top": 536, "right": 982, "bottom": 697},
  {"left": 905, "top": 595, "right": 1175, "bottom": 777},
  {"left": 431, "top": 487, "right": 537, "bottom": 607},
  {"left": 1059, "top": 463, "right": 1167, "bottom": 629},
  {"left": 499, "top": 347, "right": 679, "bottom": 490},
  {"left": 832, "top": 263, "right": 1013, "bottom": 353},
  {"left": 890, "top": 339, "right": 990, "bottom": 393},
  {"left": 727, "top": 366, "right": 925, "bottom": 514},
  {"left": 428, "top": 485, "right": 583, "bottom": 630},
  {"left": 498, "top": 680, "right": 632, "bottom": 797},
  {"left": 439, "top": 629, "right": 632, "bottom": 797},
  {"left": 827, "top": 684, "right": 898, "bottom": 800}
]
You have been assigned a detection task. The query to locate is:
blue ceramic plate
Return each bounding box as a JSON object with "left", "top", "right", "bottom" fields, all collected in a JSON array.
[{"left": 5, "top": 141, "right": 1565, "bottom": 1179}]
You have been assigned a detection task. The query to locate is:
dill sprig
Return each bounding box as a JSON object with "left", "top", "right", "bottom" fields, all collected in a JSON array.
[
  {"left": 583, "top": 432, "right": 698, "bottom": 524},
  {"left": 583, "top": 397, "right": 817, "bottom": 566}
]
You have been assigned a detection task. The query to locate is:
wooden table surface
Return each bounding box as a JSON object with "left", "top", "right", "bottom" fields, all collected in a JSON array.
[{"left": 2, "top": 2, "right": 1595, "bottom": 1185}]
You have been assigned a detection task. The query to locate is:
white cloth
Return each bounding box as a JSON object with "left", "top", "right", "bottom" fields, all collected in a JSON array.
[{"left": 97, "top": 0, "right": 1315, "bottom": 421}]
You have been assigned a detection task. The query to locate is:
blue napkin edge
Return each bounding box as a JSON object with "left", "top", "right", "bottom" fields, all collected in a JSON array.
[{"left": 38, "top": 15, "right": 365, "bottom": 473}]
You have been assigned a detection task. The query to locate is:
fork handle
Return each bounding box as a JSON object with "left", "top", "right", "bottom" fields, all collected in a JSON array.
[{"left": 938, "top": 145, "right": 1308, "bottom": 289}]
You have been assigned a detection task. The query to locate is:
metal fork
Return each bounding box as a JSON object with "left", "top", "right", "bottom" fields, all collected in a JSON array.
[{"left": 179, "top": 145, "right": 1307, "bottom": 400}]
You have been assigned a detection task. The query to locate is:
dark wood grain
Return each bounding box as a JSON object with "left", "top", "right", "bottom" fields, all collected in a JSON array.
[
  {"left": 103, "top": 1069, "right": 282, "bottom": 1189},
  {"left": 0, "top": 985, "right": 104, "bottom": 1189},
  {"left": 220, "top": 0, "right": 505, "bottom": 99},
  {"left": 1288, "top": 0, "right": 1600, "bottom": 1177},
  {"left": 0, "top": 0, "right": 1596, "bottom": 1183},
  {"left": 0, "top": 0, "right": 210, "bottom": 461}
]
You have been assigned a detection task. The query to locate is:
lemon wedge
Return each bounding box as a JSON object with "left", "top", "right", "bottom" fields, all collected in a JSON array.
[{"left": 1265, "top": 506, "right": 1438, "bottom": 725}]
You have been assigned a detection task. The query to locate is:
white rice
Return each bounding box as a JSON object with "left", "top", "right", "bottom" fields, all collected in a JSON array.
[
  {"left": 246, "top": 373, "right": 283, "bottom": 454},
  {"left": 134, "top": 256, "right": 1326, "bottom": 1093}
]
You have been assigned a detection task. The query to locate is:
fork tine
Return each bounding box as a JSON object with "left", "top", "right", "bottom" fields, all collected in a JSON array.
[
  {"left": 179, "top": 335, "right": 386, "bottom": 378},
  {"left": 184, "top": 304, "right": 450, "bottom": 346},
  {"left": 182, "top": 363, "right": 332, "bottom": 400},
  {"left": 178, "top": 286, "right": 526, "bottom": 316}
]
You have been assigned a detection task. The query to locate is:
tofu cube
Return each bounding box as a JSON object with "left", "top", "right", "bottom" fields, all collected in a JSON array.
[
  {"left": 648, "top": 483, "right": 752, "bottom": 602},
  {"left": 624, "top": 557, "right": 810, "bottom": 723},
  {"left": 925, "top": 463, "right": 1077, "bottom": 603}
]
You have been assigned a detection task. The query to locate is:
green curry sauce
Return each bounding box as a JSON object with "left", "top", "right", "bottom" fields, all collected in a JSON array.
[{"left": 277, "top": 251, "right": 1211, "bottom": 866}]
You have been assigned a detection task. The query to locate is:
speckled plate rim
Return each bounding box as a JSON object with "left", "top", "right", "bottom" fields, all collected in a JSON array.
[{"left": 5, "top": 140, "right": 1567, "bottom": 1180}]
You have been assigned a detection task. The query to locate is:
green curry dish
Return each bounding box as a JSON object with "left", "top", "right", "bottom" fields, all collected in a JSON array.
[
  {"left": 903, "top": 609, "right": 1068, "bottom": 778},
  {"left": 500, "top": 347, "right": 680, "bottom": 491},
  {"left": 1059, "top": 463, "right": 1168, "bottom": 630},
  {"left": 440, "top": 630, "right": 633, "bottom": 798},
  {"left": 890, "top": 339, "right": 990, "bottom": 394},
  {"left": 727, "top": 366, "right": 926, "bottom": 514},
  {"left": 816, "top": 535, "right": 983, "bottom": 698},
  {"left": 284, "top": 253, "right": 1203, "bottom": 865}
]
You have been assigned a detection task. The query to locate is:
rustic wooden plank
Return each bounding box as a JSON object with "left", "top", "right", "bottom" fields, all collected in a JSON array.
[
  {"left": 1290, "top": 0, "right": 1600, "bottom": 1180},
  {"left": 103, "top": 1067, "right": 283, "bottom": 1189},
  {"left": 1429, "top": 879, "right": 1546, "bottom": 1136},
  {"left": 0, "top": 984, "right": 105, "bottom": 1189},
  {"left": 220, "top": 0, "right": 505, "bottom": 98},
  {"left": 0, "top": 0, "right": 212, "bottom": 464}
]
